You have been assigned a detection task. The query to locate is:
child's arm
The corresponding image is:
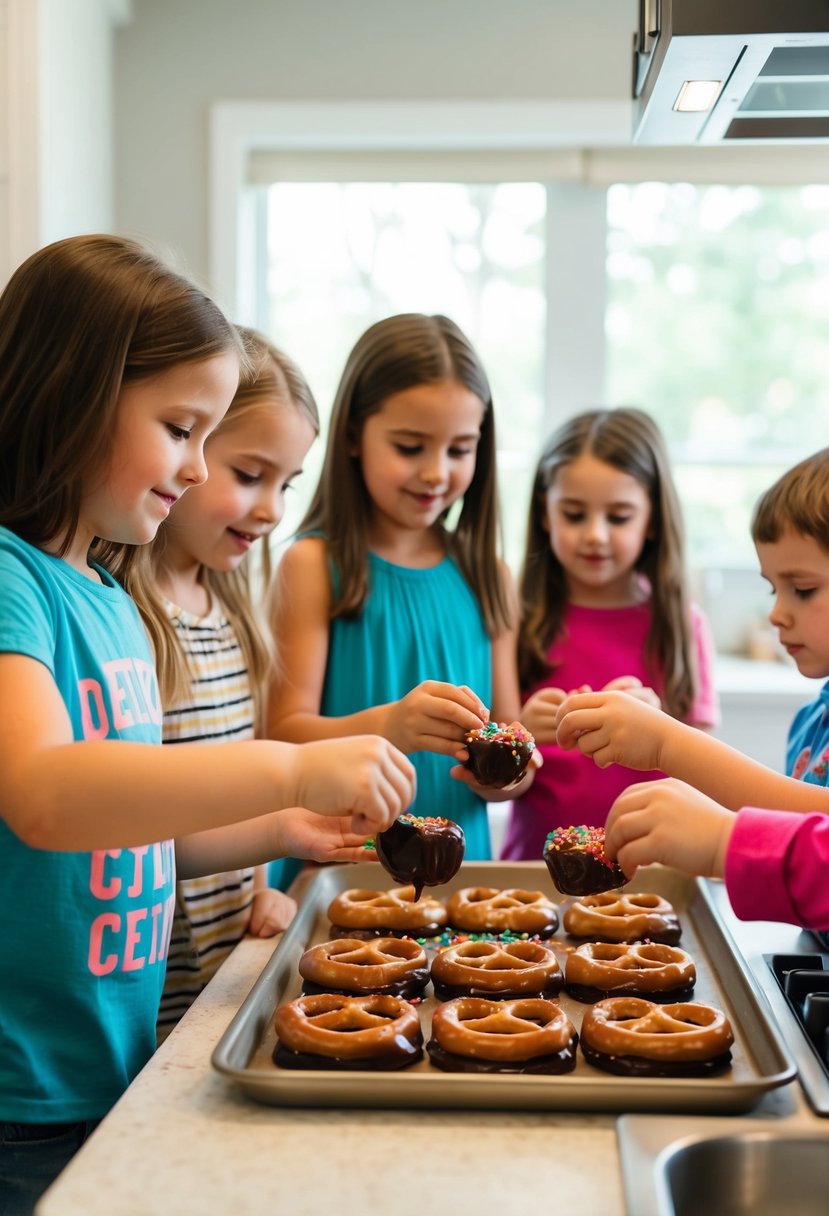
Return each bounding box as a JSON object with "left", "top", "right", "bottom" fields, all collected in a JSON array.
[
  {"left": 247, "top": 865, "right": 297, "bottom": 938},
  {"left": 604, "top": 777, "right": 735, "bottom": 878},
  {"left": 268, "top": 538, "right": 487, "bottom": 758},
  {"left": 607, "top": 782, "right": 829, "bottom": 931},
  {"left": 1, "top": 653, "right": 415, "bottom": 851},
  {"left": 556, "top": 688, "right": 829, "bottom": 813}
]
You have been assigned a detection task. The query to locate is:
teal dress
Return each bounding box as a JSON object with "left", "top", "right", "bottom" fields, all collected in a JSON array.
[{"left": 322, "top": 551, "right": 493, "bottom": 858}]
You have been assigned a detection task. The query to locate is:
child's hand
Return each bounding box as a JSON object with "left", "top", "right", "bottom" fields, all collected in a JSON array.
[
  {"left": 605, "top": 778, "right": 735, "bottom": 880},
  {"left": 273, "top": 806, "right": 388, "bottom": 864},
  {"left": 602, "top": 675, "right": 661, "bottom": 710},
  {"left": 555, "top": 690, "right": 668, "bottom": 771},
  {"left": 384, "top": 681, "right": 488, "bottom": 759},
  {"left": 247, "top": 887, "right": 297, "bottom": 937},
  {"left": 520, "top": 687, "right": 568, "bottom": 745},
  {"left": 292, "top": 736, "right": 416, "bottom": 836}
]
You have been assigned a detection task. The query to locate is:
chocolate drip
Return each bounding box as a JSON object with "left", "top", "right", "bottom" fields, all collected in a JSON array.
[
  {"left": 274, "top": 1038, "right": 423, "bottom": 1071},
  {"left": 376, "top": 816, "right": 464, "bottom": 900},
  {"left": 425, "top": 1038, "right": 577, "bottom": 1074},
  {"left": 580, "top": 1041, "right": 732, "bottom": 1076}
]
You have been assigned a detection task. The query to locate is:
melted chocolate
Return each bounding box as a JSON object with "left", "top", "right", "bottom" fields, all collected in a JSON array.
[
  {"left": 464, "top": 734, "right": 534, "bottom": 788},
  {"left": 580, "top": 1041, "right": 732, "bottom": 1076},
  {"left": 300, "top": 969, "right": 430, "bottom": 1001},
  {"left": 328, "top": 923, "right": 446, "bottom": 941},
  {"left": 565, "top": 981, "right": 696, "bottom": 1005},
  {"left": 274, "top": 1037, "right": 423, "bottom": 1071},
  {"left": 426, "top": 1038, "right": 577, "bottom": 1074},
  {"left": 376, "top": 815, "right": 465, "bottom": 900},
  {"left": 544, "top": 837, "right": 627, "bottom": 897}
]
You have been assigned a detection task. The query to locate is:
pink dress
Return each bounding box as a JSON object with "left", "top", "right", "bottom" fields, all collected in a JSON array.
[
  {"left": 501, "top": 600, "right": 719, "bottom": 860},
  {"left": 726, "top": 807, "right": 829, "bottom": 930}
]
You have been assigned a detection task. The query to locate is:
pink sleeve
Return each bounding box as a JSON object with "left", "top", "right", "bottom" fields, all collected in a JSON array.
[
  {"left": 725, "top": 807, "right": 829, "bottom": 929},
  {"left": 687, "top": 603, "right": 719, "bottom": 728}
]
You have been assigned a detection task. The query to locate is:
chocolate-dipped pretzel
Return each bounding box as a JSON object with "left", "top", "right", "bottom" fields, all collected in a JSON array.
[
  {"left": 462, "top": 721, "right": 535, "bottom": 788},
  {"left": 580, "top": 996, "right": 733, "bottom": 1076},
  {"left": 375, "top": 814, "right": 464, "bottom": 900},
  {"left": 565, "top": 941, "right": 696, "bottom": 1003},
  {"left": 446, "top": 886, "right": 559, "bottom": 936},
  {"left": 327, "top": 886, "right": 448, "bottom": 936},
  {"left": 298, "top": 937, "right": 430, "bottom": 999},
  {"left": 274, "top": 992, "right": 423, "bottom": 1070},
  {"left": 427, "top": 996, "right": 577, "bottom": 1073},
  {"left": 563, "top": 891, "right": 681, "bottom": 945},
  {"left": 543, "top": 825, "right": 626, "bottom": 896},
  {"left": 431, "top": 938, "right": 562, "bottom": 1000}
]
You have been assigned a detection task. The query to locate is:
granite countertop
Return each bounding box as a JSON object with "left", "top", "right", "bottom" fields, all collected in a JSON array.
[{"left": 37, "top": 881, "right": 824, "bottom": 1216}]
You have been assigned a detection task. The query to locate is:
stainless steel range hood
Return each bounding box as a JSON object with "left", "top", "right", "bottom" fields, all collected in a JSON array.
[{"left": 633, "top": 0, "right": 829, "bottom": 144}]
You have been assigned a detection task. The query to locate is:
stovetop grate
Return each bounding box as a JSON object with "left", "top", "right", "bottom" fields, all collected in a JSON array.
[{"left": 767, "top": 949, "right": 829, "bottom": 1114}]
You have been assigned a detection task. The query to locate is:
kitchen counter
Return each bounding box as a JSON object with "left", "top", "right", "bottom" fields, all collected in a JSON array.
[{"left": 37, "top": 881, "right": 824, "bottom": 1216}]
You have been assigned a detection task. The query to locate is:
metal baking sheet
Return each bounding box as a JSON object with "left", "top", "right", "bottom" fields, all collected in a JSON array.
[{"left": 211, "top": 860, "right": 795, "bottom": 1112}]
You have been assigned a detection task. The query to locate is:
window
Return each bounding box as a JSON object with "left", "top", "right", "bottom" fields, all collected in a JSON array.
[
  {"left": 263, "top": 180, "right": 547, "bottom": 563},
  {"left": 606, "top": 181, "right": 829, "bottom": 572}
]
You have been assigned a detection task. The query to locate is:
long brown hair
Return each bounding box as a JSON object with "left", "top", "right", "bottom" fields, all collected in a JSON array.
[
  {"left": 518, "top": 408, "right": 696, "bottom": 720},
  {"left": 0, "top": 234, "right": 246, "bottom": 581},
  {"left": 301, "top": 313, "right": 510, "bottom": 635},
  {"left": 127, "top": 329, "right": 319, "bottom": 729}
]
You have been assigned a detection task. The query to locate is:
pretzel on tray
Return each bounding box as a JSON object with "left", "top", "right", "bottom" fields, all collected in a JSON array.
[
  {"left": 298, "top": 937, "right": 430, "bottom": 998},
  {"left": 580, "top": 996, "right": 733, "bottom": 1076},
  {"left": 565, "top": 941, "right": 696, "bottom": 1002},
  {"left": 431, "top": 938, "right": 562, "bottom": 1000},
  {"left": 446, "top": 887, "right": 559, "bottom": 936},
  {"left": 563, "top": 891, "right": 681, "bottom": 944},
  {"left": 327, "top": 886, "right": 448, "bottom": 934},
  {"left": 427, "top": 996, "right": 577, "bottom": 1073},
  {"left": 274, "top": 992, "right": 423, "bottom": 1070}
]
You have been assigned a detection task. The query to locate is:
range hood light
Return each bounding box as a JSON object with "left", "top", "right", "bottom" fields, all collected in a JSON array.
[{"left": 673, "top": 79, "right": 723, "bottom": 113}]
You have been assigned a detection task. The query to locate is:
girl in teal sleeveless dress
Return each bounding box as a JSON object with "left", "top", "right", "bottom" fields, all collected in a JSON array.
[{"left": 269, "top": 313, "right": 537, "bottom": 858}]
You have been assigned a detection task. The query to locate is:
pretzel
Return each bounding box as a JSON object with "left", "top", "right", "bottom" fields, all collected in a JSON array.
[
  {"left": 563, "top": 891, "right": 681, "bottom": 944},
  {"left": 446, "top": 887, "right": 559, "bottom": 936},
  {"left": 274, "top": 993, "right": 423, "bottom": 1069},
  {"left": 299, "top": 937, "right": 430, "bottom": 998},
  {"left": 565, "top": 941, "right": 696, "bottom": 1002},
  {"left": 428, "top": 997, "right": 577, "bottom": 1071},
  {"left": 431, "top": 939, "right": 562, "bottom": 999},
  {"left": 580, "top": 997, "right": 733, "bottom": 1075},
  {"left": 327, "top": 886, "right": 448, "bottom": 934}
]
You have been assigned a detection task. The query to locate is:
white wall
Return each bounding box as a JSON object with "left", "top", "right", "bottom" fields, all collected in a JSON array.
[
  {"left": 113, "top": 0, "right": 637, "bottom": 285},
  {"left": 0, "top": 0, "right": 123, "bottom": 284},
  {"left": 41, "top": 0, "right": 120, "bottom": 244}
]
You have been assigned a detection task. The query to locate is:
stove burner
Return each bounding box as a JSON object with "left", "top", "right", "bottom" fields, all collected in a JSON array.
[{"left": 768, "top": 952, "right": 829, "bottom": 1072}]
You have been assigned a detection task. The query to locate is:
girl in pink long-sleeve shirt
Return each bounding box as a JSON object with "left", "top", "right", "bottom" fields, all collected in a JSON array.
[{"left": 603, "top": 776, "right": 829, "bottom": 931}]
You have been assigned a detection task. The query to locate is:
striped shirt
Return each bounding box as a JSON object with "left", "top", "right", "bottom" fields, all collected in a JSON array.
[{"left": 156, "top": 599, "right": 256, "bottom": 1043}]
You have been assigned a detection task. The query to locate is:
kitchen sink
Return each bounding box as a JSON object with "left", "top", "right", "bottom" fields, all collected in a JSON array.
[{"left": 617, "top": 1114, "right": 829, "bottom": 1216}]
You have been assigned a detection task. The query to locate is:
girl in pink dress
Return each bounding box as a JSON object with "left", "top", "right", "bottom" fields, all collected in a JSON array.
[{"left": 502, "top": 407, "right": 718, "bottom": 861}]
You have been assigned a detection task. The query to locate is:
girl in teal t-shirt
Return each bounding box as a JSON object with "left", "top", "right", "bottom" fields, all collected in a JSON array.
[
  {"left": 269, "top": 313, "right": 537, "bottom": 858},
  {"left": 0, "top": 237, "right": 414, "bottom": 1216}
]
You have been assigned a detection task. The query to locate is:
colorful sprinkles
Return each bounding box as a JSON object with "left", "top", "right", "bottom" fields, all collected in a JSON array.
[
  {"left": 464, "top": 720, "right": 535, "bottom": 766},
  {"left": 544, "top": 824, "right": 616, "bottom": 871}
]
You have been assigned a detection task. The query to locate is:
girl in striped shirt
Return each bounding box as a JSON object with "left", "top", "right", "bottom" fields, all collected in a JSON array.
[{"left": 133, "top": 328, "right": 320, "bottom": 1040}]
